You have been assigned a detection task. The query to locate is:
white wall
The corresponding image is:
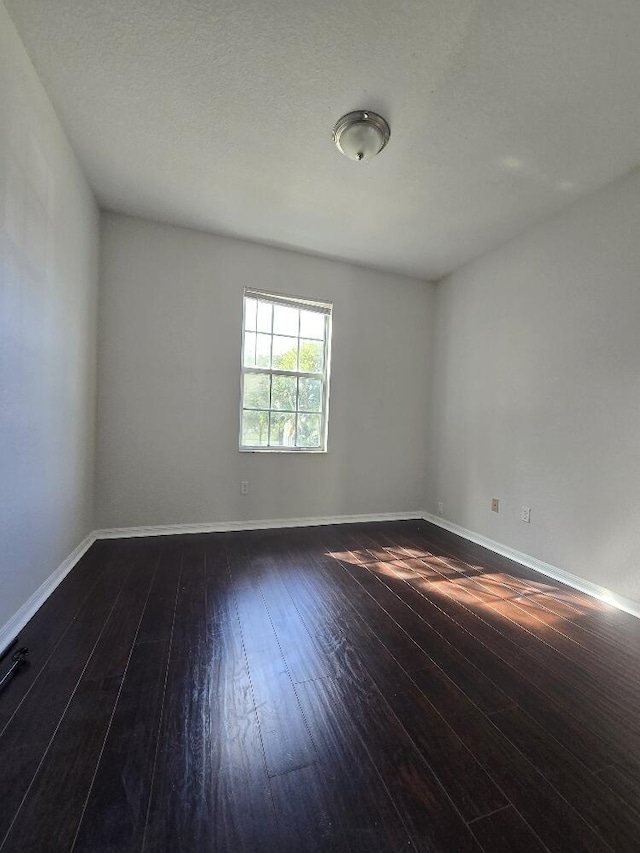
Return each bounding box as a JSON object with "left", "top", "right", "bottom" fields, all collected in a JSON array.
[
  {"left": 0, "top": 4, "right": 99, "bottom": 631},
  {"left": 96, "top": 214, "right": 434, "bottom": 528},
  {"left": 430, "top": 168, "right": 640, "bottom": 605}
]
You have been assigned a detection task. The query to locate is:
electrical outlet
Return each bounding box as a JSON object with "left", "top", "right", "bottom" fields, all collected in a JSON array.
[
  {"left": 491, "top": 498, "right": 500, "bottom": 513},
  {"left": 240, "top": 481, "right": 249, "bottom": 495},
  {"left": 521, "top": 506, "right": 531, "bottom": 523},
  {"left": 437, "top": 501, "right": 444, "bottom": 516}
]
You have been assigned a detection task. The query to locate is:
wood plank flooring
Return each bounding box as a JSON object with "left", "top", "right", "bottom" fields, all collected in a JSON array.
[{"left": 1, "top": 520, "right": 639, "bottom": 852}]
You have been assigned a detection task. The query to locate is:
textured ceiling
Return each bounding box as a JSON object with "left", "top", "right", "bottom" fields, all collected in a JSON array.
[{"left": 6, "top": 0, "right": 640, "bottom": 279}]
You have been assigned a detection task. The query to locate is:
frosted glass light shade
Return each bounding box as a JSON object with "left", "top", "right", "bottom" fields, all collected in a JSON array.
[{"left": 333, "top": 111, "right": 390, "bottom": 162}]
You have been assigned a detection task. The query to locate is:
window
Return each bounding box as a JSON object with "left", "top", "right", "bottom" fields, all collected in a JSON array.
[{"left": 240, "top": 288, "right": 332, "bottom": 451}]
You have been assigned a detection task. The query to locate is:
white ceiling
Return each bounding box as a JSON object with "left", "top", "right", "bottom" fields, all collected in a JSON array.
[{"left": 6, "top": 0, "right": 640, "bottom": 279}]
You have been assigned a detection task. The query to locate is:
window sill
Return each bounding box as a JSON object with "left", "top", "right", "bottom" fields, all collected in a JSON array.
[{"left": 238, "top": 447, "right": 328, "bottom": 454}]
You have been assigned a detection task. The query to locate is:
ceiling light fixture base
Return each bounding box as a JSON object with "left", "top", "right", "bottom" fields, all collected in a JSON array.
[{"left": 332, "top": 110, "right": 390, "bottom": 162}]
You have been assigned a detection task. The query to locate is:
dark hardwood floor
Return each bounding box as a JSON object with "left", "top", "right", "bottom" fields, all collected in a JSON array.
[{"left": 1, "top": 520, "right": 640, "bottom": 852}]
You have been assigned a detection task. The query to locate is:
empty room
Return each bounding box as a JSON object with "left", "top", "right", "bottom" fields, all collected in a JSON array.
[{"left": 2, "top": 0, "right": 640, "bottom": 850}]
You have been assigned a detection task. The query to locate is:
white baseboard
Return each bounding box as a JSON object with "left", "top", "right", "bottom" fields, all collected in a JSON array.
[
  {"left": 0, "top": 533, "right": 97, "bottom": 653},
  {"left": 95, "top": 510, "right": 423, "bottom": 540},
  {"left": 1, "top": 512, "right": 420, "bottom": 648},
  {"left": 4, "top": 511, "right": 638, "bottom": 650},
  {"left": 421, "top": 512, "right": 640, "bottom": 621}
]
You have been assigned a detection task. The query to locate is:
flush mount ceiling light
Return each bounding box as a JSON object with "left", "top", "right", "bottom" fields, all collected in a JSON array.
[{"left": 332, "top": 110, "right": 390, "bottom": 162}]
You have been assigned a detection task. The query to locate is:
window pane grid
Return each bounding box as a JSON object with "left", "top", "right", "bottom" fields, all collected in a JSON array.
[
  {"left": 242, "top": 393, "right": 324, "bottom": 414},
  {"left": 242, "top": 373, "right": 324, "bottom": 414},
  {"left": 241, "top": 289, "right": 331, "bottom": 451}
]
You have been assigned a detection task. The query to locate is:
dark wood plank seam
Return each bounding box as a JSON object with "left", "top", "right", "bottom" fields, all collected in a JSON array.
[
  {"left": 224, "top": 540, "right": 281, "bottom": 812},
  {"left": 69, "top": 550, "right": 162, "bottom": 851},
  {"left": 469, "top": 807, "right": 552, "bottom": 853},
  {"left": 466, "top": 804, "right": 513, "bottom": 825},
  {"left": 139, "top": 553, "right": 183, "bottom": 853},
  {"left": 362, "top": 533, "right": 637, "bottom": 761},
  {"left": 409, "top": 523, "right": 640, "bottom": 663},
  {"left": 405, "top": 537, "right": 640, "bottom": 690},
  {"left": 256, "top": 576, "right": 328, "bottom": 776},
  {"left": 0, "top": 553, "right": 108, "bottom": 743},
  {"left": 313, "top": 555, "right": 520, "bottom": 843},
  {"left": 591, "top": 766, "right": 640, "bottom": 819},
  {"left": 274, "top": 534, "right": 488, "bottom": 849},
  {"left": 394, "top": 539, "right": 640, "bottom": 745},
  {"left": 236, "top": 532, "right": 407, "bottom": 850},
  {"left": 323, "top": 543, "right": 617, "bottom": 853},
  {"left": 0, "top": 559, "right": 138, "bottom": 851},
  {"left": 366, "top": 531, "right": 627, "bottom": 851},
  {"left": 329, "top": 539, "right": 519, "bottom": 712}
]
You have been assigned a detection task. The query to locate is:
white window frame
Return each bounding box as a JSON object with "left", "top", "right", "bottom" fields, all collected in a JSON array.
[{"left": 239, "top": 287, "right": 332, "bottom": 453}]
